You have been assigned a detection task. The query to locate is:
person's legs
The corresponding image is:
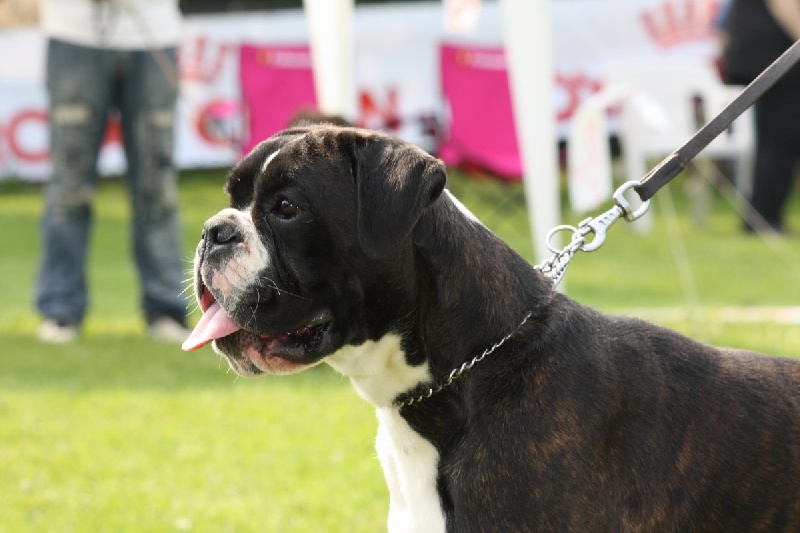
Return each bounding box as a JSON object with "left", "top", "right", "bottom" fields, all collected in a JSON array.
[
  {"left": 747, "top": 74, "right": 800, "bottom": 232},
  {"left": 118, "top": 47, "right": 187, "bottom": 327},
  {"left": 749, "top": 134, "right": 795, "bottom": 230},
  {"left": 36, "top": 40, "right": 114, "bottom": 329}
]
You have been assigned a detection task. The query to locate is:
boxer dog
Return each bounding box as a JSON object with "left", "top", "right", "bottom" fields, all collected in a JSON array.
[{"left": 183, "top": 125, "right": 800, "bottom": 532}]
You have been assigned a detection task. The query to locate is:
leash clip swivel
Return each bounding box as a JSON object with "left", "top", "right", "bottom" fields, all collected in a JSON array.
[
  {"left": 537, "top": 181, "right": 651, "bottom": 286},
  {"left": 578, "top": 181, "right": 651, "bottom": 252},
  {"left": 613, "top": 180, "right": 652, "bottom": 222},
  {"left": 536, "top": 39, "right": 800, "bottom": 286}
]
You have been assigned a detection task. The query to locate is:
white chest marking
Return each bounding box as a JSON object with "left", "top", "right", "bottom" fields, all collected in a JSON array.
[
  {"left": 377, "top": 407, "right": 446, "bottom": 533},
  {"left": 326, "top": 334, "right": 430, "bottom": 407},
  {"left": 327, "top": 335, "right": 446, "bottom": 532}
]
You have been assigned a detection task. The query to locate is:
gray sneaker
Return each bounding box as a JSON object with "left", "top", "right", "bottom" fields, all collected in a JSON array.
[
  {"left": 37, "top": 319, "right": 79, "bottom": 344},
  {"left": 148, "top": 316, "right": 191, "bottom": 344}
]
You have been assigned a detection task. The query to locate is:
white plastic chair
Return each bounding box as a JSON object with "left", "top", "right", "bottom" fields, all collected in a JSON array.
[{"left": 607, "top": 60, "right": 754, "bottom": 213}]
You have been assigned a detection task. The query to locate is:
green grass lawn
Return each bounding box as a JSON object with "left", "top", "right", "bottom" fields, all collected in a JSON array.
[{"left": 1, "top": 166, "right": 799, "bottom": 532}]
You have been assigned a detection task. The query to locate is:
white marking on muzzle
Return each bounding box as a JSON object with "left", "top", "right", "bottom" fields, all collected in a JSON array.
[{"left": 204, "top": 207, "right": 271, "bottom": 308}]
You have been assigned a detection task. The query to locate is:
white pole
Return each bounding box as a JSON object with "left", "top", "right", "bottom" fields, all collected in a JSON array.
[
  {"left": 302, "top": 0, "right": 358, "bottom": 121},
  {"left": 500, "top": 0, "right": 560, "bottom": 265}
]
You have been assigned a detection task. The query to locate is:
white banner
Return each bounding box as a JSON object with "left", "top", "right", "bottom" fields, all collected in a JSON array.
[{"left": 0, "top": 0, "right": 722, "bottom": 180}]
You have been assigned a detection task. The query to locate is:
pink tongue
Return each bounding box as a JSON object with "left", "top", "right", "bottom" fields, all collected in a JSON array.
[{"left": 182, "top": 301, "right": 242, "bottom": 351}]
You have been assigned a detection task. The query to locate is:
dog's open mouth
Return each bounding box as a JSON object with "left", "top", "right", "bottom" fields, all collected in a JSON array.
[{"left": 182, "top": 287, "right": 332, "bottom": 372}]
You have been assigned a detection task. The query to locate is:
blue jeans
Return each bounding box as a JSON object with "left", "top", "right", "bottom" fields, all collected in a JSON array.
[{"left": 36, "top": 39, "right": 187, "bottom": 326}]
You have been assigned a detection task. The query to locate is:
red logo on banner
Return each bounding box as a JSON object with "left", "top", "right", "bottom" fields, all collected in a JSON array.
[
  {"left": 556, "top": 73, "right": 603, "bottom": 122},
  {"left": 1, "top": 110, "right": 133, "bottom": 167},
  {"left": 359, "top": 88, "right": 402, "bottom": 131},
  {"left": 5, "top": 109, "right": 49, "bottom": 163},
  {"left": 179, "top": 36, "right": 234, "bottom": 84},
  {"left": 641, "top": 0, "right": 722, "bottom": 49},
  {"left": 196, "top": 99, "right": 242, "bottom": 147}
]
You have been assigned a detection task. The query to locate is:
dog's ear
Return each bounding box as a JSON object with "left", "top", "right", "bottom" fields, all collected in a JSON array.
[{"left": 350, "top": 133, "right": 447, "bottom": 258}]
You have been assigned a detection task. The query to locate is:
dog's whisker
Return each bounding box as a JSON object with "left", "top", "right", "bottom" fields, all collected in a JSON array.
[
  {"left": 262, "top": 276, "right": 311, "bottom": 302},
  {"left": 226, "top": 261, "right": 312, "bottom": 302},
  {"left": 393, "top": 307, "right": 418, "bottom": 338},
  {"left": 182, "top": 292, "right": 199, "bottom": 309},
  {"left": 178, "top": 284, "right": 194, "bottom": 298},
  {"left": 243, "top": 289, "right": 261, "bottom": 330}
]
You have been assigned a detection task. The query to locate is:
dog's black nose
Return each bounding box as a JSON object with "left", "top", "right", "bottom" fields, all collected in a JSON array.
[{"left": 204, "top": 220, "right": 242, "bottom": 248}]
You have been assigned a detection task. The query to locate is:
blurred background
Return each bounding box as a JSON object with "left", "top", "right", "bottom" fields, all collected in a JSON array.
[
  {"left": 1, "top": 1, "right": 799, "bottom": 531},
  {"left": 1, "top": 0, "right": 729, "bottom": 181}
]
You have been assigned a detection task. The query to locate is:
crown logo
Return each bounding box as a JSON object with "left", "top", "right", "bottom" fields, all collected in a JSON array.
[
  {"left": 641, "top": 0, "right": 722, "bottom": 49},
  {"left": 179, "top": 35, "right": 234, "bottom": 84}
]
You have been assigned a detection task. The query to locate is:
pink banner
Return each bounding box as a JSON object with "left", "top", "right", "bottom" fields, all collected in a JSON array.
[
  {"left": 437, "top": 43, "right": 521, "bottom": 179},
  {"left": 239, "top": 44, "right": 317, "bottom": 154}
]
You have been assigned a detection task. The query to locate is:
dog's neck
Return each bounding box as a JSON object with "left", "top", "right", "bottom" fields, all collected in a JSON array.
[
  {"left": 328, "top": 191, "right": 550, "bottom": 410},
  {"left": 410, "top": 191, "right": 552, "bottom": 375}
]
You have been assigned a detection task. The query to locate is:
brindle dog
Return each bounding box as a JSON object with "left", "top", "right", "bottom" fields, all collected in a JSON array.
[{"left": 184, "top": 125, "right": 800, "bottom": 532}]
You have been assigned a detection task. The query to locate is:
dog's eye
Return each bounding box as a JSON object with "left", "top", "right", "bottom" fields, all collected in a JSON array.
[{"left": 274, "top": 198, "right": 301, "bottom": 219}]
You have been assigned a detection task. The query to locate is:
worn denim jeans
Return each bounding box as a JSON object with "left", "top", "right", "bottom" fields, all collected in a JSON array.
[{"left": 36, "top": 38, "right": 187, "bottom": 326}]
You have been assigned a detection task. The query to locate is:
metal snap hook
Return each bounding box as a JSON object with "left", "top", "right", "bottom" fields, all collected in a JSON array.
[{"left": 613, "top": 181, "right": 652, "bottom": 221}]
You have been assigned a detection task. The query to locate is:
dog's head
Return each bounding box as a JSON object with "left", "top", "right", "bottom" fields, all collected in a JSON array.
[{"left": 183, "top": 125, "right": 446, "bottom": 376}]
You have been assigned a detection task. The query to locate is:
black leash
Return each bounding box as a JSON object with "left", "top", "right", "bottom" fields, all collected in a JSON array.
[
  {"left": 634, "top": 38, "right": 800, "bottom": 202},
  {"left": 536, "top": 39, "right": 800, "bottom": 287}
]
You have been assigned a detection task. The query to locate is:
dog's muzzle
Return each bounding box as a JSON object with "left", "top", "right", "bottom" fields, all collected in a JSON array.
[{"left": 181, "top": 213, "right": 336, "bottom": 375}]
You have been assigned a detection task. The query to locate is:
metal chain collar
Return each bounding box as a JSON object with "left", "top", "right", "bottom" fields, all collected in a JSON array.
[
  {"left": 393, "top": 182, "right": 650, "bottom": 410},
  {"left": 394, "top": 311, "right": 533, "bottom": 409}
]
